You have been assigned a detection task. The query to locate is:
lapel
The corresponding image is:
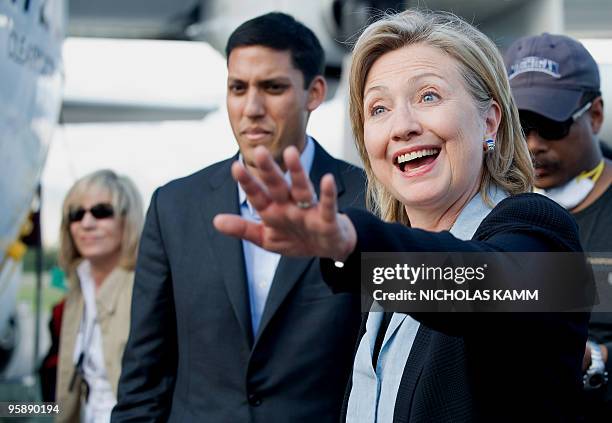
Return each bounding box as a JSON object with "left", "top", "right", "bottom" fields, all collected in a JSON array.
[
  {"left": 96, "top": 267, "right": 129, "bottom": 320},
  {"left": 255, "top": 141, "right": 346, "bottom": 341},
  {"left": 393, "top": 324, "right": 432, "bottom": 423},
  {"left": 203, "top": 156, "right": 254, "bottom": 347}
]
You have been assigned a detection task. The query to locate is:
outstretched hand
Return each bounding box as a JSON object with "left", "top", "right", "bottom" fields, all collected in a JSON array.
[{"left": 213, "top": 146, "right": 356, "bottom": 262}]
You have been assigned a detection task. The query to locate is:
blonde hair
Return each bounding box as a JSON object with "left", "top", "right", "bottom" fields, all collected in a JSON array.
[
  {"left": 58, "top": 169, "right": 144, "bottom": 277},
  {"left": 349, "top": 10, "right": 533, "bottom": 225}
]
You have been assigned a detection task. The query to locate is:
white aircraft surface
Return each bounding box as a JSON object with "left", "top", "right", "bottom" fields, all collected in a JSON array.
[{"left": 0, "top": 0, "right": 63, "bottom": 376}]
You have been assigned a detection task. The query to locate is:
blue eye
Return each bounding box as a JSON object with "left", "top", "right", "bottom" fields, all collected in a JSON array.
[
  {"left": 422, "top": 92, "right": 439, "bottom": 103},
  {"left": 371, "top": 106, "right": 386, "bottom": 116}
]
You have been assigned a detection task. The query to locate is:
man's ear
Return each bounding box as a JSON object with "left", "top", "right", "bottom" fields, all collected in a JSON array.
[
  {"left": 589, "top": 96, "right": 604, "bottom": 135},
  {"left": 306, "top": 75, "right": 327, "bottom": 112},
  {"left": 484, "top": 100, "right": 502, "bottom": 140}
]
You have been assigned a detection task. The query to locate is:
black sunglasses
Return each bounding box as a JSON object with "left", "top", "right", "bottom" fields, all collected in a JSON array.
[
  {"left": 68, "top": 203, "right": 115, "bottom": 223},
  {"left": 520, "top": 101, "right": 592, "bottom": 141}
]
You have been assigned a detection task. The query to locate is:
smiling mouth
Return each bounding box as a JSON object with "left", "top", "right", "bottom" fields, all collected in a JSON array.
[{"left": 394, "top": 148, "right": 441, "bottom": 172}]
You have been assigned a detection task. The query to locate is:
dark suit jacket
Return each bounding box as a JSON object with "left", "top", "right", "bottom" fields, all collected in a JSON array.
[
  {"left": 322, "top": 194, "right": 590, "bottom": 423},
  {"left": 111, "top": 141, "right": 365, "bottom": 422}
]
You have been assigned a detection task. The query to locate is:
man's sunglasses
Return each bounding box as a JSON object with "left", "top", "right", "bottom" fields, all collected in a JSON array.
[
  {"left": 68, "top": 203, "right": 115, "bottom": 223},
  {"left": 520, "top": 101, "right": 592, "bottom": 141}
]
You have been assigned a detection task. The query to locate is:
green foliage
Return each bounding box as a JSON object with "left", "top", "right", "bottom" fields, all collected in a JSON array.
[{"left": 22, "top": 247, "right": 59, "bottom": 273}]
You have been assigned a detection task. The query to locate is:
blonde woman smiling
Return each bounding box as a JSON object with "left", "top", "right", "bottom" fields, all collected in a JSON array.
[{"left": 56, "top": 170, "right": 143, "bottom": 423}]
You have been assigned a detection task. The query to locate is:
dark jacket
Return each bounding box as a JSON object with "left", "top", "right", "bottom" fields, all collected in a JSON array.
[
  {"left": 322, "top": 194, "right": 590, "bottom": 423},
  {"left": 111, "top": 141, "right": 366, "bottom": 423}
]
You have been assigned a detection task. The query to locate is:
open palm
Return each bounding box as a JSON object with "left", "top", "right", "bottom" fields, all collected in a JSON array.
[{"left": 213, "top": 146, "right": 356, "bottom": 261}]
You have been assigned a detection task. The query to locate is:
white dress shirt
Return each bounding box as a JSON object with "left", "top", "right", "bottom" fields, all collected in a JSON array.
[
  {"left": 74, "top": 261, "right": 117, "bottom": 423},
  {"left": 238, "top": 136, "right": 316, "bottom": 336}
]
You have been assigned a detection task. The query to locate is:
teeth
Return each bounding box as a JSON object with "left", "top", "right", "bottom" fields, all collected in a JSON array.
[{"left": 397, "top": 148, "right": 439, "bottom": 164}]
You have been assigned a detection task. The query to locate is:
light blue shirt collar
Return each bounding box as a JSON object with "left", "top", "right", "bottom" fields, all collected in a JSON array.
[
  {"left": 449, "top": 186, "right": 509, "bottom": 239},
  {"left": 238, "top": 136, "right": 315, "bottom": 215}
]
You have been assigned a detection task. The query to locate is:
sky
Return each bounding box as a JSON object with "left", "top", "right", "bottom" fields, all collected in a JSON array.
[{"left": 41, "top": 38, "right": 349, "bottom": 247}]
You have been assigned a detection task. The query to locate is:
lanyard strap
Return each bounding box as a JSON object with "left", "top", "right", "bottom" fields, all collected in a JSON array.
[
  {"left": 69, "top": 304, "right": 96, "bottom": 392},
  {"left": 578, "top": 159, "right": 605, "bottom": 183}
]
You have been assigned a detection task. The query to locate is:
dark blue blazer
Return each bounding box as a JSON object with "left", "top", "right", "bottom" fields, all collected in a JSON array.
[
  {"left": 322, "top": 194, "right": 590, "bottom": 423},
  {"left": 111, "top": 141, "right": 365, "bottom": 422}
]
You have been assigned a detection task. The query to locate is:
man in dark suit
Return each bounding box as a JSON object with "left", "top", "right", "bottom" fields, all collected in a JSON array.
[{"left": 111, "top": 12, "right": 364, "bottom": 423}]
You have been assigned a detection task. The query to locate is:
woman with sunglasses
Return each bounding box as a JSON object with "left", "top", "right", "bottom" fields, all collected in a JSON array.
[{"left": 55, "top": 169, "right": 143, "bottom": 423}]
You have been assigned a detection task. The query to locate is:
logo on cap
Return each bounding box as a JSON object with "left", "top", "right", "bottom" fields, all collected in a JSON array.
[{"left": 508, "top": 56, "right": 561, "bottom": 80}]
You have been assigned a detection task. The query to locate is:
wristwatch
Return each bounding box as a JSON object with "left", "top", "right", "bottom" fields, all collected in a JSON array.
[{"left": 584, "top": 341, "right": 609, "bottom": 390}]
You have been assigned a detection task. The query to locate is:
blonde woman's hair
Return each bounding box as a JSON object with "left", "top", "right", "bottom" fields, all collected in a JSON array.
[
  {"left": 349, "top": 9, "right": 533, "bottom": 225},
  {"left": 58, "top": 169, "right": 144, "bottom": 277}
]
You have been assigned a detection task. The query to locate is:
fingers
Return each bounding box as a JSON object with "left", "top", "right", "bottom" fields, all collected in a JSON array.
[
  {"left": 319, "top": 173, "right": 338, "bottom": 222},
  {"left": 285, "top": 146, "right": 316, "bottom": 206},
  {"left": 254, "top": 146, "right": 290, "bottom": 203},
  {"left": 231, "top": 161, "right": 270, "bottom": 211},
  {"left": 213, "top": 214, "right": 263, "bottom": 246}
]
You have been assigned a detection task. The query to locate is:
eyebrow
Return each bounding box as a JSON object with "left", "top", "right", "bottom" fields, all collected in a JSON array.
[
  {"left": 228, "top": 76, "right": 292, "bottom": 86},
  {"left": 364, "top": 85, "right": 389, "bottom": 98},
  {"left": 364, "top": 71, "right": 447, "bottom": 97}
]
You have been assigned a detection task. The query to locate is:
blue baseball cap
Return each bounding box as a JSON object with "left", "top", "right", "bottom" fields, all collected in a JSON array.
[{"left": 504, "top": 33, "right": 600, "bottom": 121}]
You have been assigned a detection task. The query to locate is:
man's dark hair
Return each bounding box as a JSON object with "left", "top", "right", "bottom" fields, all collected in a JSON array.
[{"left": 225, "top": 12, "right": 325, "bottom": 88}]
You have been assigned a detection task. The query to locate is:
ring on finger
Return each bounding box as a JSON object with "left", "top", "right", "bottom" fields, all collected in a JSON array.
[{"left": 296, "top": 200, "right": 314, "bottom": 209}]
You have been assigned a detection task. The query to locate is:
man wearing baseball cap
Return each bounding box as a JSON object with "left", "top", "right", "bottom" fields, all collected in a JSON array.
[{"left": 505, "top": 33, "right": 612, "bottom": 421}]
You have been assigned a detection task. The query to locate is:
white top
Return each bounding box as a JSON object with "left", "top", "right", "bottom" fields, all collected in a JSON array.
[{"left": 74, "top": 260, "right": 117, "bottom": 423}]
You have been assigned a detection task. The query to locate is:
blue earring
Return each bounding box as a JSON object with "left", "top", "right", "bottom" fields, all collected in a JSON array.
[{"left": 484, "top": 138, "right": 495, "bottom": 152}]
